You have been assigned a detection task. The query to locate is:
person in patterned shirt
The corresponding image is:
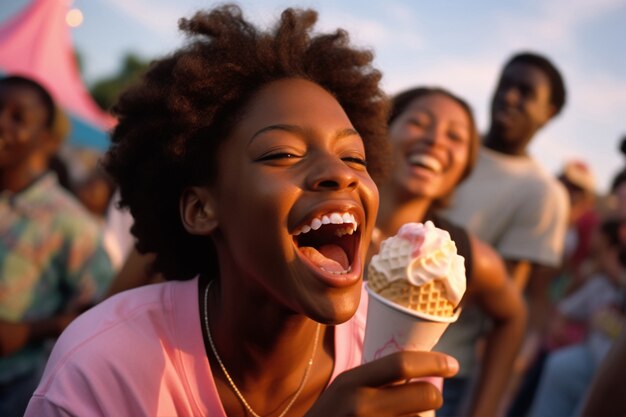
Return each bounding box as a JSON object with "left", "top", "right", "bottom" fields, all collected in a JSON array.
[{"left": 0, "top": 75, "right": 114, "bottom": 417}]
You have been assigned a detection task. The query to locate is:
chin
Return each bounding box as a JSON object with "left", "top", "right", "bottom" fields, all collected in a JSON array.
[
  {"left": 494, "top": 125, "right": 519, "bottom": 142},
  {"left": 307, "top": 284, "right": 363, "bottom": 325}
]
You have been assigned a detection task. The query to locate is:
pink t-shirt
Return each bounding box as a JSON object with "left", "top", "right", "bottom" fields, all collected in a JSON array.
[{"left": 25, "top": 278, "right": 367, "bottom": 417}]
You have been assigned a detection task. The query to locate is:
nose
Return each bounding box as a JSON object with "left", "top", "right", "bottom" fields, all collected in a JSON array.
[
  {"left": 305, "top": 153, "right": 359, "bottom": 191},
  {"left": 423, "top": 124, "right": 445, "bottom": 148},
  {"left": 500, "top": 85, "right": 520, "bottom": 106}
]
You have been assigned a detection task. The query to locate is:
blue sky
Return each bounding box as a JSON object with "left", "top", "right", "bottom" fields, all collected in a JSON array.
[{"left": 2, "top": 0, "right": 625, "bottom": 193}]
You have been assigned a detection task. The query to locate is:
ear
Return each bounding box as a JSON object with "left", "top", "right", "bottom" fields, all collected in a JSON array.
[{"left": 180, "top": 186, "right": 218, "bottom": 236}]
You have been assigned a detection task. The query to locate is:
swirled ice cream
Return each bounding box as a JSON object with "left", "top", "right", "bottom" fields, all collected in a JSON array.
[{"left": 367, "top": 221, "right": 466, "bottom": 320}]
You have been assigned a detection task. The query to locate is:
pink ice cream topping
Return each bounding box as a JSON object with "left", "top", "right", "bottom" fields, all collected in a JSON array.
[{"left": 372, "top": 221, "right": 467, "bottom": 306}]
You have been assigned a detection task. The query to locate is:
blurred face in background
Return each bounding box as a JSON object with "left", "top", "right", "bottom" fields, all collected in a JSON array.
[
  {"left": 489, "top": 62, "right": 555, "bottom": 151},
  {"left": 0, "top": 84, "right": 51, "bottom": 170},
  {"left": 387, "top": 92, "right": 472, "bottom": 202}
]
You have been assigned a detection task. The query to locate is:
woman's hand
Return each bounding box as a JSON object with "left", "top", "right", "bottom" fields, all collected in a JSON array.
[{"left": 306, "top": 351, "right": 459, "bottom": 417}]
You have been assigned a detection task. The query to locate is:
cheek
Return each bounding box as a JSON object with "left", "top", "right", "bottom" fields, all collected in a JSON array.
[
  {"left": 362, "top": 176, "right": 379, "bottom": 218},
  {"left": 359, "top": 175, "right": 379, "bottom": 248},
  {"left": 450, "top": 145, "right": 470, "bottom": 177},
  {"left": 387, "top": 135, "right": 413, "bottom": 177},
  {"left": 223, "top": 177, "right": 292, "bottom": 232},
  {"left": 388, "top": 123, "right": 414, "bottom": 149},
  {"left": 390, "top": 149, "right": 407, "bottom": 179},
  {"left": 17, "top": 125, "right": 40, "bottom": 143},
  {"left": 215, "top": 166, "right": 283, "bottom": 245},
  {"left": 387, "top": 133, "right": 404, "bottom": 162},
  {"left": 218, "top": 183, "right": 294, "bottom": 274}
]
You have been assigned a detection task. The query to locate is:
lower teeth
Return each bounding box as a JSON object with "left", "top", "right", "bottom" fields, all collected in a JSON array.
[{"left": 320, "top": 265, "right": 352, "bottom": 275}]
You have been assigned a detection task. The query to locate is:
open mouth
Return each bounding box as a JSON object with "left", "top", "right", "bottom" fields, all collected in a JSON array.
[
  {"left": 407, "top": 153, "right": 443, "bottom": 173},
  {"left": 293, "top": 212, "right": 360, "bottom": 275}
]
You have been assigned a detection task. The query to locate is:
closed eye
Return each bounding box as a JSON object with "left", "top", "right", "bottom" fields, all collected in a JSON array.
[
  {"left": 255, "top": 152, "right": 300, "bottom": 162},
  {"left": 409, "top": 114, "right": 430, "bottom": 128},
  {"left": 448, "top": 131, "right": 464, "bottom": 143},
  {"left": 342, "top": 156, "right": 367, "bottom": 167},
  {"left": 410, "top": 119, "right": 426, "bottom": 129}
]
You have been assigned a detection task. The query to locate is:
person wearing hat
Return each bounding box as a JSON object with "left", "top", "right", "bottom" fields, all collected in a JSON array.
[{"left": 557, "top": 160, "right": 600, "bottom": 293}]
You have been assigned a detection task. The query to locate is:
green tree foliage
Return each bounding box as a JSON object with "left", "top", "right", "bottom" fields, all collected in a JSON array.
[
  {"left": 89, "top": 53, "right": 150, "bottom": 111},
  {"left": 74, "top": 49, "right": 84, "bottom": 76}
]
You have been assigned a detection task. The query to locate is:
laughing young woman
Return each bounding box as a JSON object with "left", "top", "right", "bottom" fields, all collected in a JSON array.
[
  {"left": 373, "top": 87, "right": 527, "bottom": 417},
  {"left": 25, "top": 5, "right": 458, "bottom": 417}
]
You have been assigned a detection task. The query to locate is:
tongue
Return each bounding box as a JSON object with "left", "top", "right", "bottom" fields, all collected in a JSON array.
[{"left": 300, "top": 244, "right": 349, "bottom": 273}]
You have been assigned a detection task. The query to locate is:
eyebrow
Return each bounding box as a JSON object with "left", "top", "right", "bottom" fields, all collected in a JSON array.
[
  {"left": 249, "top": 124, "right": 360, "bottom": 144},
  {"left": 411, "top": 109, "right": 469, "bottom": 130}
]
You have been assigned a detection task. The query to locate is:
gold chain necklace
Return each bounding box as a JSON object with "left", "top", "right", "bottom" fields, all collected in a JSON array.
[{"left": 203, "top": 281, "right": 321, "bottom": 417}]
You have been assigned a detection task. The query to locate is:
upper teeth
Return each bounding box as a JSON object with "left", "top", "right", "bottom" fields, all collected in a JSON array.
[
  {"left": 293, "top": 212, "right": 358, "bottom": 236},
  {"left": 408, "top": 153, "right": 442, "bottom": 173}
]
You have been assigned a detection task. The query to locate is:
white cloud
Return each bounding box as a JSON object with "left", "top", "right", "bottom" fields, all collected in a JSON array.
[
  {"left": 104, "top": 0, "right": 425, "bottom": 53},
  {"left": 105, "top": 0, "right": 189, "bottom": 36},
  {"left": 318, "top": 4, "right": 424, "bottom": 52},
  {"left": 541, "top": 0, "right": 626, "bottom": 22},
  {"left": 571, "top": 73, "right": 626, "bottom": 119},
  {"left": 491, "top": 0, "right": 626, "bottom": 52},
  {"left": 319, "top": 13, "right": 391, "bottom": 47}
]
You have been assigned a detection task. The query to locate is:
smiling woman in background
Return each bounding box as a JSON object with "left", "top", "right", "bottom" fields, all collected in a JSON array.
[{"left": 372, "top": 86, "right": 527, "bottom": 417}]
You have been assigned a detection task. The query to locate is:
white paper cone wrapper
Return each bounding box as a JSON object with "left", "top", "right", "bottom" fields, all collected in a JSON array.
[
  {"left": 362, "top": 283, "right": 460, "bottom": 416},
  {"left": 362, "top": 283, "right": 457, "bottom": 363}
]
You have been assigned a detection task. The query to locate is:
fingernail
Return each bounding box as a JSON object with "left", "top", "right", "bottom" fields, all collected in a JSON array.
[{"left": 446, "top": 356, "right": 459, "bottom": 373}]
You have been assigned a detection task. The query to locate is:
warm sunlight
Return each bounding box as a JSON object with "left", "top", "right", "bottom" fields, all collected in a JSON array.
[{"left": 65, "top": 8, "right": 83, "bottom": 28}]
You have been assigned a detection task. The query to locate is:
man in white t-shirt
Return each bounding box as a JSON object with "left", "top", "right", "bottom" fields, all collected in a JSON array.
[{"left": 436, "top": 52, "right": 569, "bottom": 417}]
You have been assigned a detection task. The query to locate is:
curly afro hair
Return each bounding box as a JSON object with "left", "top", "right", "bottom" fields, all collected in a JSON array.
[{"left": 103, "top": 4, "right": 390, "bottom": 281}]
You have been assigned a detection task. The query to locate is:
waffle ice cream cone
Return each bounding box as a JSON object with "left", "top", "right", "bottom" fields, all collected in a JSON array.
[
  {"left": 363, "top": 221, "right": 467, "bottom": 417},
  {"left": 367, "top": 221, "right": 466, "bottom": 321},
  {"left": 372, "top": 279, "right": 457, "bottom": 318}
]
